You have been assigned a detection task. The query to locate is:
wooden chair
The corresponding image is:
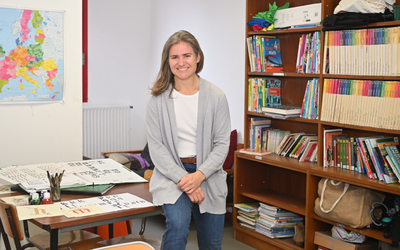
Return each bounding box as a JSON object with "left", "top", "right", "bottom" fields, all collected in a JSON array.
[
  {"left": 93, "top": 241, "right": 155, "bottom": 250},
  {"left": 0, "top": 200, "right": 103, "bottom": 250}
]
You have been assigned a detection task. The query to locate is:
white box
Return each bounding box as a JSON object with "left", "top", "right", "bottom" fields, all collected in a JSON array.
[{"left": 274, "top": 3, "right": 321, "bottom": 28}]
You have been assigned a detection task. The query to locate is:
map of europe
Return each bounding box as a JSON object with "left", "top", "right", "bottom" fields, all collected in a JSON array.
[{"left": 0, "top": 7, "right": 64, "bottom": 102}]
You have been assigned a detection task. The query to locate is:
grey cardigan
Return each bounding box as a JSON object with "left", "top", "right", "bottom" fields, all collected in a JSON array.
[{"left": 146, "top": 77, "right": 231, "bottom": 214}]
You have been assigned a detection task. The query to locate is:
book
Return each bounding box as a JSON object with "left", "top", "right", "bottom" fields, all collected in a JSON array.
[
  {"left": 264, "top": 78, "right": 281, "bottom": 107},
  {"left": 323, "top": 129, "right": 342, "bottom": 167},
  {"left": 375, "top": 137, "right": 400, "bottom": 183},
  {"left": 234, "top": 203, "right": 259, "bottom": 213},
  {"left": 386, "top": 145, "right": 400, "bottom": 175},
  {"left": 60, "top": 183, "right": 115, "bottom": 196},
  {"left": 238, "top": 148, "right": 272, "bottom": 156},
  {"left": 262, "top": 37, "right": 284, "bottom": 72},
  {"left": 299, "top": 141, "right": 318, "bottom": 162},
  {"left": 262, "top": 104, "right": 302, "bottom": 115}
]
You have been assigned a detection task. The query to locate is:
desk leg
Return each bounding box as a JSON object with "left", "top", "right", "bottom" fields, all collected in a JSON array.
[{"left": 50, "top": 229, "right": 59, "bottom": 250}]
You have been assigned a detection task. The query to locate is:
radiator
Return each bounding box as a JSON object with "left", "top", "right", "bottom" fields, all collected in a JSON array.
[{"left": 83, "top": 106, "right": 131, "bottom": 159}]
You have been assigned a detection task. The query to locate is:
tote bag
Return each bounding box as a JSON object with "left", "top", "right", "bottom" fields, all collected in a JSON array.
[{"left": 314, "top": 178, "right": 385, "bottom": 228}]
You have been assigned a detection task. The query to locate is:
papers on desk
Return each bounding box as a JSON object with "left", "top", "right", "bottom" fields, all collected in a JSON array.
[
  {"left": 0, "top": 159, "right": 148, "bottom": 192},
  {"left": 16, "top": 204, "right": 64, "bottom": 220},
  {"left": 1, "top": 195, "right": 30, "bottom": 206},
  {"left": 2, "top": 193, "right": 154, "bottom": 221},
  {"left": 0, "top": 185, "right": 16, "bottom": 194},
  {"left": 57, "top": 193, "right": 154, "bottom": 212}
]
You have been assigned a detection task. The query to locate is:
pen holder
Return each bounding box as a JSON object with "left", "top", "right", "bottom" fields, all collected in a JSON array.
[{"left": 50, "top": 185, "right": 61, "bottom": 202}]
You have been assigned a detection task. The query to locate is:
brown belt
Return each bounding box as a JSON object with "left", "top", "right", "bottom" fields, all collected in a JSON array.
[{"left": 181, "top": 157, "right": 197, "bottom": 164}]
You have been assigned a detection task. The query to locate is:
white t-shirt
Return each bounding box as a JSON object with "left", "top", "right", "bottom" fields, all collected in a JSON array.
[{"left": 172, "top": 88, "right": 198, "bottom": 158}]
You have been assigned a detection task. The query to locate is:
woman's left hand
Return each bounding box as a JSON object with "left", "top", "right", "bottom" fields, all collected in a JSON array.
[
  {"left": 187, "top": 187, "right": 205, "bottom": 204},
  {"left": 177, "top": 170, "right": 205, "bottom": 194}
]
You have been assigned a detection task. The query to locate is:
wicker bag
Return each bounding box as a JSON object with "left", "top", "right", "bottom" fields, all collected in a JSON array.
[{"left": 314, "top": 178, "right": 385, "bottom": 228}]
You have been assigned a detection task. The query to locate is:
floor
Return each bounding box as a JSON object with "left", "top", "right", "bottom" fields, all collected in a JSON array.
[
  {"left": 2, "top": 214, "right": 256, "bottom": 250},
  {"left": 129, "top": 214, "right": 257, "bottom": 250}
]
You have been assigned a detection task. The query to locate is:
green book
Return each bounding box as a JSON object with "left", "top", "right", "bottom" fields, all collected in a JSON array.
[{"left": 60, "top": 183, "right": 115, "bottom": 196}]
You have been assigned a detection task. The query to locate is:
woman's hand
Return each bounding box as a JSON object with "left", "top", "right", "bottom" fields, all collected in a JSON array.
[
  {"left": 177, "top": 170, "right": 205, "bottom": 194},
  {"left": 187, "top": 187, "right": 205, "bottom": 204}
]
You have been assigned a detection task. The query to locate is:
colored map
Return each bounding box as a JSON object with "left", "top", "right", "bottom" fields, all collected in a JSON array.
[{"left": 0, "top": 7, "right": 64, "bottom": 102}]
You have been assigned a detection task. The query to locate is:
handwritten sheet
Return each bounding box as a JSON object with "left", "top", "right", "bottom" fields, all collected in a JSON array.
[
  {"left": 0, "top": 185, "right": 16, "bottom": 194},
  {"left": 62, "top": 205, "right": 107, "bottom": 218},
  {"left": 16, "top": 204, "right": 64, "bottom": 220},
  {"left": 1, "top": 195, "right": 30, "bottom": 206},
  {"left": 0, "top": 159, "right": 147, "bottom": 190},
  {"left": 57, "top": 193, "right": 154, "bottom": 212}
]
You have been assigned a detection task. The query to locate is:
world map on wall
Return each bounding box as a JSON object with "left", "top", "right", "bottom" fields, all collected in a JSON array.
[{"left": 0, "top": 7, "right": 64, "bottom": 103}]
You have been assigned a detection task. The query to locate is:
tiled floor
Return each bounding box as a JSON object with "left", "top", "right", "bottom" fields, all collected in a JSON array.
[{"left": 130, "top": 214, "right": 257, "bottom": 250}]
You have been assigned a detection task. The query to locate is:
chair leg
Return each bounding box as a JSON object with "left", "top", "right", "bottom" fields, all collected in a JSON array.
[
  {"left": 0, "top": 217, "right": 12, "bottom": 250},
  {"left": 108, "top": 223, "right": 114, "bottom": 239},
  {"left": 5, "top": 206, "right": 23, "bottom": 250},
  {"left": 125, "top": 220, "right": 131, "bottom": 234},
  {"left": 139, "top": 217, "right": 147, "bottom": 235}
]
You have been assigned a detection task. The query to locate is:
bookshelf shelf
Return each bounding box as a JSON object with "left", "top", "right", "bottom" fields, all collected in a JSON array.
[
  {"left": 235, "top": 225, "right": 304, "bottom": 250},
  {"left": 240, "top": 188, "right": 306, "bottom": 216},
  {"left": 248, "top": 72, "right": 320, "bottom": 78},
  {"left": 234, "top": 0, "right": 400, "bottom": 249},
  {"left": 312, "top": 214, "right": 393, "bottom": 244}
]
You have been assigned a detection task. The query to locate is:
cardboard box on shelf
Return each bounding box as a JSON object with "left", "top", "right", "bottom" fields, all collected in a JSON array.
[{"left": 314, "top": 231, "right": 378, "bottom": 250}]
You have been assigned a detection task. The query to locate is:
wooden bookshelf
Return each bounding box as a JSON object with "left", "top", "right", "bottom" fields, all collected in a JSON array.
[{"left": 233, "top": 0, "right": 400, "bottom": 249}]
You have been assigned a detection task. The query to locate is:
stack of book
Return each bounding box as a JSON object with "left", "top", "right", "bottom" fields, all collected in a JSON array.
[
  {"left": 246, "top": 36, "right": 284, "bottom": 73},
  {"left": 256, "top": 202, "right": 303, "bottom": 238},
  {"left": 323, "top": 129, "right": 400, "bottom": 185},
  {"left": 234, "top": 203, "right": 259, "bottom": 230}
]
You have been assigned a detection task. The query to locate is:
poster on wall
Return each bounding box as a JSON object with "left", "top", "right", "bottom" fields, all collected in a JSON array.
[{"left": 0, "top": 7, "right": 64, "bottom": 103}]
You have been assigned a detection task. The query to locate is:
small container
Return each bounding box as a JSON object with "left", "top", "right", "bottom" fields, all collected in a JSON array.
[
  {"left": 40, "top": 190, "right": 47, "bottom": 202},
  {"left": 28, "top": 191, "right": 36, "bottom": 204},
  {"left": 41, "top": 192, "right": 52, "bottom": 204},
  {"left": 30, "top": 193, "right": 40, "bottom": 205},
  {"left": 50, "top": 186, "right": 61, "bottom": 202}
]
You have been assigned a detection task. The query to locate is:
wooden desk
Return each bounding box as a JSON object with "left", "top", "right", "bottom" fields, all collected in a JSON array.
[{"left": 0, "top": 183, "right": 161, "bottom": 250}]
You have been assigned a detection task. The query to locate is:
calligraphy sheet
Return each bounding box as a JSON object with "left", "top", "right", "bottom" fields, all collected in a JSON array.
[
  {"left": 16, "top": 204, "right": 64, "bottom": 220},
  {"left": 62, "top": 205, "right": 107, "bottom": 218},
  {"left": 57, "top": 193, "right": 154, "bottom": 212},
  {"left": 1, "top": 195, "right": 30, "bottom": 206}
]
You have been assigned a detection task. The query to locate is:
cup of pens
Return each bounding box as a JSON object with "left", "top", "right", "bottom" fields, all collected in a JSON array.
[{"left": 47, "top": 170, "right": 64, "bottom": 202}]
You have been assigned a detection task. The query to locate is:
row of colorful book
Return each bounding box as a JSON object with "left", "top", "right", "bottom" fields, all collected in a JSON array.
[
  {"left": 323, "top": 27, "right": 400, "bottom": 76},
  {"left": 248, "top": 77, "right": 281, "bottom": 113},
  {"left": 300, "top": 78, "right": 320, "bottom": 120},
  {"left": 246, "top": 35, "right": 284, "bottom": 73},
  {"left": 323, "top": 128, "right": 400, "bottom": 184},
  {"left": 275, "top": 132, "right": 318, "bottom": 162},
  {"left": 256, "top": 202, "right": 303, "bottom": 239},
  {"left": 320, "top": 79, "right": 400, "bottom": 130},
  {"left": 295, "top": 31, "right": 321, "bottom": 74},
  {"left": 245, "top": 119, "right": 318, "bottom": 162}
]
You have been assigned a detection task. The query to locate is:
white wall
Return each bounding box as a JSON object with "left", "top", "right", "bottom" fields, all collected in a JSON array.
[
  {"left": 87, "top": 0, "right": 246, "bottom": 150},
  {"left": 0, "top": 0, "right": 83, "bottom": 168}
]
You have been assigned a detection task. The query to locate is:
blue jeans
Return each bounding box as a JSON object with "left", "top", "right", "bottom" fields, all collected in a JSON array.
[{"left": 161, "top": 162, "right": 225, "bottom": 250}]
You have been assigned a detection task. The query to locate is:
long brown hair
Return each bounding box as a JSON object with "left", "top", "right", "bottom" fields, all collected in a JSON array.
[{"left": 150, "top": 30, "right": 204, "bottom": 96}]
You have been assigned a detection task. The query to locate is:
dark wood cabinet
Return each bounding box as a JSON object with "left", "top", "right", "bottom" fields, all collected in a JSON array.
[{"left": 233, "top": 1, "right": 400, "bottom": 249}]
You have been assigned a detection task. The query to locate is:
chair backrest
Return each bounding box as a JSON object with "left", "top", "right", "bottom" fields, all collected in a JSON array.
[
  {"left": 0, "top": 200, "right": 24, "bottom": 242},
  {"left": 93, "top": 241, "right": 155, "bottom": 250}
]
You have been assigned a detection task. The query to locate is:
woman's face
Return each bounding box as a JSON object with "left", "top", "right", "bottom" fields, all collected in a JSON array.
[{"left": 168, "top": 41, "right": 200, "bottom": 83}]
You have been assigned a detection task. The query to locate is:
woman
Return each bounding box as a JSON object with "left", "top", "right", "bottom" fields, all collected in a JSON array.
[{"left": 146, "top": 30, "right": 231, "bottom": 250}]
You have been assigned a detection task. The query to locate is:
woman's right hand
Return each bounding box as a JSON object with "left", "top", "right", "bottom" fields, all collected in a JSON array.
[{"left": 187, "top": 186, "right": 205, "bottom": 204}]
